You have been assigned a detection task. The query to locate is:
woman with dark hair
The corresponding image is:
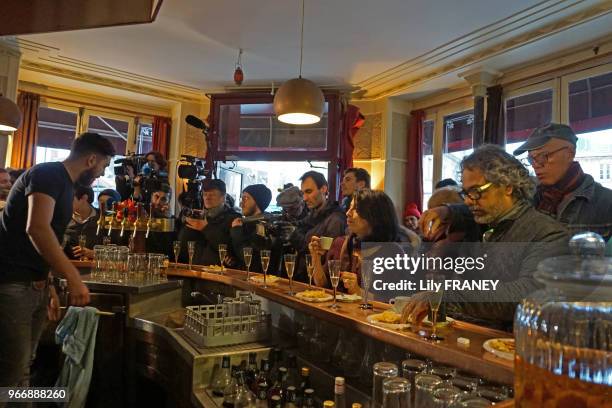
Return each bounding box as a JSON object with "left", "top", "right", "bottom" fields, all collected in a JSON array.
[
  {"left": 145, "top": 151, "right": 168, "bottom": 172},
  {"left": 309, "top": 189, "right": 418, "bottom": 300}
]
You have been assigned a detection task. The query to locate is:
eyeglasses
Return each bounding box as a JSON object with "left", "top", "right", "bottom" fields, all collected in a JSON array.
[
  {"left": 525, "top": 146, "right": 569, "bottom": 167},
  {"left": 459, "top": 182, "right": 493, "bottom": 201}
]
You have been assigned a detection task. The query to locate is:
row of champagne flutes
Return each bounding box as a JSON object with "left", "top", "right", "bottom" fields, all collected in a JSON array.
[{"left": 92, "top": 245, "right": 168, "bottom": 284}]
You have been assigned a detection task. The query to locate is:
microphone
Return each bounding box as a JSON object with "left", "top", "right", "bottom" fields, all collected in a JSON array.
[{"left": 185, "top": 114, "right": 208, "bottom": 130}]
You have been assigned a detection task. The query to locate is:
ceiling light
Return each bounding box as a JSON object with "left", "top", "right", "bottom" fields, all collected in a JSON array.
[
  {"left": 0, "top": 95, "right": 21, "bottom": 132},
  {"left": 273, "top": 0, "right": 324, "bottom": 125}
]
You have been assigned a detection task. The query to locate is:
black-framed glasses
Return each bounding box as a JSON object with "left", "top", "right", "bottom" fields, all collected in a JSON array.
[
  {"left": 524, "top": 146, "right": 569, "bottom": 167},
  {"left": 459, "top": 182, "right": 493, "bottom": 201}
]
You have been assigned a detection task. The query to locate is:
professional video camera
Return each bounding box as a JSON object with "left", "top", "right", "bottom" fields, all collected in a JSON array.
[
  {"left": 114, "top": 153, "right": 145, "bottom": 178},
  {"left": 177, "top": 155, "right": 209, "bottom": 215},
  {"left": 242, "top": 213, "right": 298, "bottom": 246},
  {"left": 114, "top": 153, "right": 169, "bottom": 203}
]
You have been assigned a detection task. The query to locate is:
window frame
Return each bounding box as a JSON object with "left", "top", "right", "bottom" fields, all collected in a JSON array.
[{"left": 82, "top": 109, "right": 137, "bottom": 155}]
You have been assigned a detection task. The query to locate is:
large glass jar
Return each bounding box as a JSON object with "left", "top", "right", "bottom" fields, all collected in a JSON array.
[{"left": 514, "top": 255, "right": 611, "bottom": 408}]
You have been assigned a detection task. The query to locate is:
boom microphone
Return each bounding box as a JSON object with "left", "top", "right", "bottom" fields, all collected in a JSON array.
[{"left": 185, "top": 114, "right": 208, "bottom": 130}]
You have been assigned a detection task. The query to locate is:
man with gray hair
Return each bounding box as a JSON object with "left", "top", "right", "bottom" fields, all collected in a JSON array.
[{"left": 402, "top": 145, "right": 568, "bottom": 330}]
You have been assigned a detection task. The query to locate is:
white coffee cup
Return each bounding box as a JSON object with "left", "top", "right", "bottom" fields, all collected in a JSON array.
[{"left": 320, "top": 236, "right": 334, "bottom": 250}]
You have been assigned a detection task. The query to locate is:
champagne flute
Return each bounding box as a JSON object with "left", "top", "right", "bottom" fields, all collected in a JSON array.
[
  {"left": 260, "top": 249, "right": 271, "bottom": 288},
  {"left": 78, "top": 234, "right": 87, "bottom": 261},
  {"left": 173, "top": 240, "right": 181, "bottom": 266},
  {"left": 305, "top": 254, "right": 314, "bottom": 288},
  {"left": 187, "top": 241, "right": 195, "bottom": 271},
  {"left": 243, "top": 247, "right": 253, "bottom": 281},
  {"left": 359, "top": 260, "right": 374, "bottom": 309},
  {"left": 218, "top": 244, "right": 227, "bottom": 273},
  {"left": 284, "top": 253, "right": 296, "bottom": 296},
  {"left": 328, "top": 260, "right": 341, "bottom": 309},
  {"left": 429, "top": 287, "right": 444, "bottom": 341}
]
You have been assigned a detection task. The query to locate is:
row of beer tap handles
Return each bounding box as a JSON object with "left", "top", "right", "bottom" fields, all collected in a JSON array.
[{"left": 96, "top": 202, "right": 155, "bottom": 239}]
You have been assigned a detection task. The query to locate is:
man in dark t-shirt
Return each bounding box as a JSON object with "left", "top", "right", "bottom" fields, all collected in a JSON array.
[{"left": 0, "top": 132, "right": 115, "bottom": 390}]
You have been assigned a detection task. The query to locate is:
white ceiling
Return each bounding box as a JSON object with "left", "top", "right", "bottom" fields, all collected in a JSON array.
[{"left": 9, "top": 0, "right": 612, "bottom": 100}]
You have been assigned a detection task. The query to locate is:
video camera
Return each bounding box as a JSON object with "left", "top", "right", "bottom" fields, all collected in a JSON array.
[
  {"left": 177, "top": 155, "right": 209, "bottom": 215},
  {"left": 243, "top": 213, "right": 298, "bottom": 246},
  {"left": 114, "top": 153, "right": 169, "bottom": 204}
]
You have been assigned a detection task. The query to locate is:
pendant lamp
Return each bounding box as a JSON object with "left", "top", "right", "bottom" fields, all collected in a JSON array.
[
  {"left": 0, "top": 94, "right": 21, "bottom": 132},
  {"left": 273, "top": 0, "right": 324, "bottom": 125}
]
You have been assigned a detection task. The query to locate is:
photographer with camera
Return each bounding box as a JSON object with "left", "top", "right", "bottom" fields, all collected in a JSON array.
[
  {"left": 133, "top": 151, "right": 169, "bottom": 203},
  {"left": 180, "top": 179, "right": 240, "bottom": 266},
  {"left": 230, "top": 184, "right": 273, "bottom": 273}
]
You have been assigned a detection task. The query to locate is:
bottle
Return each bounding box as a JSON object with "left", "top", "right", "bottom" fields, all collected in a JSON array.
[
  {"left": 323, "top": 401, "right": 335, "bottom": 408},
  {"left": 268, "top": 348, "right": 283, "bottom": 382},
  {"left": 333, "top": 377, "right": 346, "bottom": 408},
  {"left": 222, "top": 366, "right": 240, "bottom": 407},
  {"left": 212, "top": 355, "right": 233, "bottom": 397},
  {"left": 285, "top": 386, "right": 298, "bottom": 408},
  {"left": 303, "top": 389, "right": 316, "bottom": 408},
  {"left": 234, "top": 371, "right": 256, "bottom": 408},
  {"left": 286, "top": 354, "right": 299, "bottom": 388},
  {"left": 298, "top": 367, "right": 311, "bottom": 401},
  {"left": 252, "top": 359, "right": 270, "bottom": 394},
  {"left": 268, "top": 367, "right": 288, "bottom": 403},
  {"left": 255, "top": 383, "right": 268, "bottom": 408},
  {"left": 270, "top": 395, "right": 282, "bottom": 408},
  {"left": 245, "top": 352, "right": 259, "bottom": 389},
  {"left": 351, "top": 404, "right": 362, "bottom": 408}
]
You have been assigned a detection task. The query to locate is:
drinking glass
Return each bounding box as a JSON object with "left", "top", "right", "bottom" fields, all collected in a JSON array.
[
  {"left": 92, "top": 245, "right": 107, "bottom": 280},
  {"left": 328, "top": 260, "right": 341, "bottom": 309},
  {"left": 382, "top": 377, "right": 410, "bottom": 408},
  {"left": 372, "top": 362, "right": 399, "bottom": 408},
  {"left": 173, "top": 240, "right": 181, "bottom": 266},
  {"left": 114, "top": 246, "right": 129, "bottom": 283},
  {"left": 218, "top": 243, "right": 227, "bottom": 272},
  {"left": 305, "top": 254, "right": 314, "bottom": 288},
  {"left": 284, "top": 253, "right": 296, "bottom": 295},
  {"left": 78, "top": 234, "right": 87, "bottom": 260},
  {"left": 148, "top": 253, "right": 165, "bottom": 282},
  {"left": 415, "top": 373, "right": 442, "bottom": 408},
  {"left": 360, "top": 260, "right": 374, "bottom": 309},
  {"left": 402, "top": 359, "right": 426, "bottom": 406},
  {"left": 243, "top": 247, "right": 253, "bottom": 281},
  {"left": 429, "top": 287, "right": 444, "bottom": 341},
  {"left": 187, "top": 241, "right": 196, "bottom": 270},
  {"left": 432, "top": 384, "right": 461, "bottom": 407},
  {"left": 103, "top": 236, "right": 111, "bottom": 246},
  {"left": 260, "top": 249, "right": 271, "bottom": 288}
]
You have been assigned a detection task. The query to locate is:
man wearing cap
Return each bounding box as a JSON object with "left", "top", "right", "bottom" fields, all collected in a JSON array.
[
  {"left": 182, "top": 179, "right": 240, "bottom": 266},
  {"left": 276, "top": 185, "right": 308, "bottom": 222},
  {"left": 513, "top": 123, "right": 612, "bottom": 240},
  {"left": 230, "top": 184, "right": 273, "bottom": 273}
]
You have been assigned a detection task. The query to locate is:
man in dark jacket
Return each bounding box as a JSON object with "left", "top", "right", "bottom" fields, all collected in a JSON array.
[
  {"left": 230, "top": 184, "right": 273, "bottom": 273},
  {"left": 63, "top": 185, "right": 99, "bottom": 260},
  {"left": 182, "top": 179, "right": 240, "bottom": 266},
  {"left": 513, "top": 123, "right": 612, "bottom": 241},
  {"left": 291, "top": 171, "right": 346, "bottom": 282},
  {"left": 405, "top": 145, "right": 568, "bottom": 331}
]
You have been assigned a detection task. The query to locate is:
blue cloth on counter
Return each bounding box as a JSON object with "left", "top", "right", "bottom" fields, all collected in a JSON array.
[{"left": 55, "top": 306, "right": 100, "bottom": 408}]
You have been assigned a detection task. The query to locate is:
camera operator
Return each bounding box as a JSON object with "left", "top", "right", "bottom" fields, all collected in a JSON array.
[
  {"left": 230, "top": 184, "right": 273, "bottom": 273},
  {"left": 133, "top": 151, "right": 169, "bottom": 203},
  {"left": 180, "top": 179, "right": 240, "bottom": 266},
  {"left": 144, "top": 183, "right": 177, "bottom": 257}
]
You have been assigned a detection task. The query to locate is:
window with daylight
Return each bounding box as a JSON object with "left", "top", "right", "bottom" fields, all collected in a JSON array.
[
  {"left": 35, "top": 107, "right": 78, "bottom": 165},
  {"left": 442, "top": 110, "right": 474, "bottom": 182},
  {"left": 568, "top": 70, "right": 612, "bottom": 191},
  {"left": 505, "top": 89, "right": 553, "bottom": 156},
  {"left": 136, "top": 122, "right": 153, "bottom": 154},
  {"left": 422, "top": 120, "right": 435, "bottom": 206}
]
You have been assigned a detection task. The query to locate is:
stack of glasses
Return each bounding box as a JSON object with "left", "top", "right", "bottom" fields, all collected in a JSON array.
[{"left": 92, "top": 245, "right": 168, "bottom": 284}]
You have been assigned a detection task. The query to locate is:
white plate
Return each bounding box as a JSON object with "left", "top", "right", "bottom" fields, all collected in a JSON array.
[
  {"left": 336, "top": 293, "right": 362, "bottom": 303},
  {"left": 483, "top": 338, "right": 515, "bottom": 361},
  {"left": 249, "top": 275, "right": 280, "bottom": 284},
  {"left": 367, "top": 313, "right": 410, "bottom": 330},
  {"left": 295, "top": 291, "right": 334, "bottom": 302},
  {"left": 422, "top": 316, "right": 456, "bottom": 327}
]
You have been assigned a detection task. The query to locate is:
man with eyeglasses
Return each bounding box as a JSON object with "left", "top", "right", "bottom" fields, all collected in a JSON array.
[
  {"left": 403, "top": 145, "right": 568, "bottom": 330},
  {"left": 513, "top": 123, "right": 612, "bottom": 241}
]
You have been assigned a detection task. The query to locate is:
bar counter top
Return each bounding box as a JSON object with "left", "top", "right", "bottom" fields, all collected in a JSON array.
[{"left": 166, "top": 265, "right": 515, "bottom": 385}]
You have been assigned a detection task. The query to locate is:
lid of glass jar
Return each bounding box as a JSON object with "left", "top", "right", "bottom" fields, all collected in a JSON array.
[{"left": 535, "top": 256, "right": 611, "bottom": 299}]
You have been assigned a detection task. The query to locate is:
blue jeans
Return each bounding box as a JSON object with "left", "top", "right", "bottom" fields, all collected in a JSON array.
[{"left": 0, "top": 281, "right": 49, "bottom": 405}]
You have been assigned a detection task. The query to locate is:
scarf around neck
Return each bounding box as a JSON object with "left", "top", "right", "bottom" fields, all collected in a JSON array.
[{"left": 535, "top": 161, "right": 585, "bottom": 216}]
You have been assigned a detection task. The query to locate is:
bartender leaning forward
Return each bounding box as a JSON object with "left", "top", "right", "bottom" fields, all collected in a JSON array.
[{"left": 0, "top": 132, "right": 115, "bottom": 394}]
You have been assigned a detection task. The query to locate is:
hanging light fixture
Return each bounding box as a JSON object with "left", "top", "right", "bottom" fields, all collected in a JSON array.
[
  {"left": 273, "top": 0, "right": 324, "bottom": 125},
  {"left": 233, "top": 48, "right": 244, "bottom": 86},
  {"left": 0, "top": 94, "right": 21, "bottom": 132}
]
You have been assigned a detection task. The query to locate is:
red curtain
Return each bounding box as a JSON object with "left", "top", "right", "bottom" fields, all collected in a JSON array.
[
  {"left": 152, "top": 116, "right": 171, "bottom": 158},
  {"left": 10, "top": 91, "right": 40, "bottom": 169},
  {"left": 405, "top": 110, "right": 425, "bottom": 212},
  {"left": 339, "top": 104, "right": 365, "bottom": 174}
]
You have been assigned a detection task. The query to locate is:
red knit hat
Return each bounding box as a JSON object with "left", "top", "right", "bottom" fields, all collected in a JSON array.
[{"left": 404, "top": 202, "right": 421, "bottom": 218}]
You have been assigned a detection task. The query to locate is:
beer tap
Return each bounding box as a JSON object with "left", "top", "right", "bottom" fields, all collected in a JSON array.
[
  {"left": 146, "top": 203, "right": 154, "bottom": 239},
  {"left": 120, "top": 206, "right": 128, "bottom": 237},
  {"left": 108, "top": 202, "right": 119, "bottom": 237},
  {"left": 96, "top": 202, "right": 106, "bottom": 236},
  {"left": 132, "top": 203, "right": 142, "bottom": 240}
]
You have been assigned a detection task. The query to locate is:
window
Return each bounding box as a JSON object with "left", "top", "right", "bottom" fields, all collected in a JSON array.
[
  {"left": 567, "top": 70, "right": 612, "bottom": 190},
  {"left": 505, "top": 89, "right": 553, "bottom": 155},
  {"left": 442, "top": 110, "right": 474, "bottom": 182},
  {"left": 218, "top": 161, "right": 328, "bottom": 212},
  {"left": 35, "top": 107, "right": 78, "bottom": 164},
  {"left": 422, "top": 120, "right": 435, "bottom": 206},
  {"left": 136, "top": 122, "right": 153, "bottom": 154}
]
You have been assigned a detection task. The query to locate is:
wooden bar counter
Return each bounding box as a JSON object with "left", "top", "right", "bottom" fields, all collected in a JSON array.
[{"left": 166, "top": 265, "right": 514, "bottom": 385}]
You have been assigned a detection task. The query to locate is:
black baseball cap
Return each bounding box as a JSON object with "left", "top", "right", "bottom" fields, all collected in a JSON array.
[
  {"left": 202, "top": 178, "right": 226, "bottom": 194},
  {"left": 513, "top": 123, "right": 578, "bottom": 156}
]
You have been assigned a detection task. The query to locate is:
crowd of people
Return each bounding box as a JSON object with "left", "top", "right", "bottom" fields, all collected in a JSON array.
[{"left": 1, "top": 123, "right": 611, "bottom": 391}]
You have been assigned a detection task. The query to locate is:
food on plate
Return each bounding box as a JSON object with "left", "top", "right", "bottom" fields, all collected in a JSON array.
[
  {"left": 372, "top": 310, "right": 402, "bottom": 324},
  {"left": 489, "top": 338, "right": 515, "bottom": 354}
]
